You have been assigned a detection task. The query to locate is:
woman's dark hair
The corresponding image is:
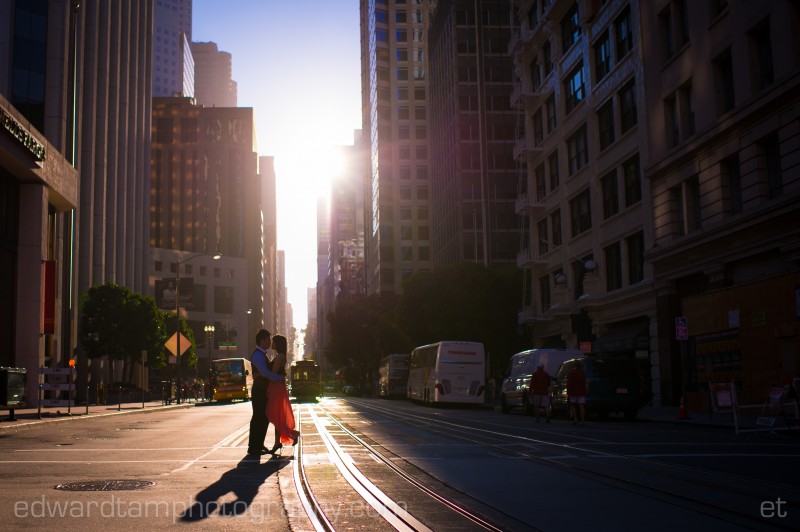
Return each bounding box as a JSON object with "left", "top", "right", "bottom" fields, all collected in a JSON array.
[{"left": 272, "top": 334, "right": 288, "bottom": 355}]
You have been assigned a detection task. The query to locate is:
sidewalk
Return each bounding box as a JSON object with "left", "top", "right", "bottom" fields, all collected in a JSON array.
[
  {"left": 0, "top": 399, "right": 197, "bottom": 432},
  {"left": 483, "top": 400, "right": 799, "bottom": 433}
]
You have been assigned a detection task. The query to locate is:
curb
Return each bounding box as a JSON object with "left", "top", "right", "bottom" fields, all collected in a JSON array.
[{"left": 0, "top": 403, "right": 195, "bottom": 433}]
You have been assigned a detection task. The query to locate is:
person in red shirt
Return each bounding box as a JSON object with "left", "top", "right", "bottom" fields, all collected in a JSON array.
[
  {"left": 529, "top": 364, "right": 552, "bottom": 423},
  {"left": 567, "top": 363, "right": 587, "bottom": 425}
]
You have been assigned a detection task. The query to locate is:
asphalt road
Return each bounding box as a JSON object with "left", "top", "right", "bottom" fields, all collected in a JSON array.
[{"left": 0, "top": 398, "right": 798, "bottom": 531}]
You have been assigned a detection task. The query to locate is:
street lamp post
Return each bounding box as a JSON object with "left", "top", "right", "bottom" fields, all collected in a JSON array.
[
  {"left": 204, "top": 324, "right": 215, "bottom": 402},
  {"left": 175, "top": 252, "right": 220, "bottom": 404}
]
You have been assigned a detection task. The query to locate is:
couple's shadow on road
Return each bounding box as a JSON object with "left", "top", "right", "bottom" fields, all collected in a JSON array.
[{"left": 179, "top": 454, "right": 290, "bottom": 522}]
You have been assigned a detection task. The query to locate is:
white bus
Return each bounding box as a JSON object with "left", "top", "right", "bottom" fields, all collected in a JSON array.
[
  {"left": 407, "top": 341, "right": 485, "bottom": 405},
  {"left": 378, "top": 353, "right": 410, "bottom": 398}
]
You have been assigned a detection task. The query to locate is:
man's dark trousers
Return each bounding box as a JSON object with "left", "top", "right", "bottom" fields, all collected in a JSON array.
[{"left": 247, "top": 378, "right": 268, "bottom": 454}]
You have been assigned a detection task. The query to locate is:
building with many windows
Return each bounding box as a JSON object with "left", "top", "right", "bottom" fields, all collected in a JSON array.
[
  {"left": 641, "top": 0, "right": 800, "bottom": 407},
  {"left": 513, "top": 0, "right": 800, "bottom": 408},
  {"left": 150, "top": 97, "right": 264, "bottom": 363},
  {"left": 191, "top": 41, "right": 237, "bottom": 108},
  {"left": 359, "top": 0, "right": 438, "bottom": 295},
  {"left": 512, "top": 0, "right": 656, "bottom": 399},
  {"left": 428, "top": 0, "right": 521, "bottom": 268},
  {"left": 153, "top": 0, "right": 193, "bottom": 98},
  {"left": 1, "top": 0, "right": 154, "bottom": 403}
]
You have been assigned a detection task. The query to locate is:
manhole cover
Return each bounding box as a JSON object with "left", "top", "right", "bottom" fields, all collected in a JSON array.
[{"left": 55, "top": 480, "right": 155, "bottom": 491}]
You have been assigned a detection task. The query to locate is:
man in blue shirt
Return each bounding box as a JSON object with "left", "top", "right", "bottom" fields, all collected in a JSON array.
[{"left": 247, "top": 329, "right": 284, "bottom": 456}]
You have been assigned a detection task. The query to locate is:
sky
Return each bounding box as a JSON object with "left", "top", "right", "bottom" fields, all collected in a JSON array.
[{"left": 193, "top": 1, "right": 363, "bottom": 336}]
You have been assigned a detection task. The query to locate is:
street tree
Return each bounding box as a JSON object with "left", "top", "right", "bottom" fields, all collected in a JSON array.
[{"left": 78, "top": 282, "right": 170, "bottom": 383}]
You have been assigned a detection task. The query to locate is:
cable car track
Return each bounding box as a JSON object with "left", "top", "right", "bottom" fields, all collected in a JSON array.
[
  {"left": 291, "top": 402, "right": 520, "bottom": 531},
  {"left": 341, "top": 398, "right": 800, "bottom": 531}
]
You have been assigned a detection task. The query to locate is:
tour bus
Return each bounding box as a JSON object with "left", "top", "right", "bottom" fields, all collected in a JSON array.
[
  {"left": 407, "top": 341, "right": 485, "bottom": 405},
  {"left": 378, "top": 353, "right": 410, "bottom": 398},
  {"left": 210, "top": 357, "right": 253, "bottom": 401},
  {"left": 290, "top": 360, "right": 321, "bottom": 401}
]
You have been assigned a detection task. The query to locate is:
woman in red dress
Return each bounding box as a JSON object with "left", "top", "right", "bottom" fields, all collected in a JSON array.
[{"left": 267, "top": 334, "right": 300, "bottom": 454}]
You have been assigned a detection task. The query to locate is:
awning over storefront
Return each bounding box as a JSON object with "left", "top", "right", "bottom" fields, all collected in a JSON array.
[{"left": 592, "top": 319, "right": 650, "bottom": 353}]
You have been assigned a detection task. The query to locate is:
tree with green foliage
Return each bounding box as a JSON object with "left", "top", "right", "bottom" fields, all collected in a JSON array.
[
  {"left": 78, "top": 282, "right": 191, "bottom": 383},
  {"left": 325, "top": 263, "right": 528, "bottom": 386}
]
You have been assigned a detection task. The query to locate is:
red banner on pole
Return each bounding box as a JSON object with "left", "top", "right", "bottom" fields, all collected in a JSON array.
[{"left": 43, "top": 260, "right": 56, "bottom": 334}]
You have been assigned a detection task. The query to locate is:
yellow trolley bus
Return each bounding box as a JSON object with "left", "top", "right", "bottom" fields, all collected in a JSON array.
[
  {"left": 290, "top": 360, "right": 321, "bottom": 401},
  {"left": 210, "top": 358, "right": 253, "bottom": 401}
]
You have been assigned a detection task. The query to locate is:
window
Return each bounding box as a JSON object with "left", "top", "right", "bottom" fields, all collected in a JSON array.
[
  {"left": 537, "top": 219, "right": 549, "bottom": 255},
  {"left": 679, "top": 82, "right": 695, "bottom": 137},
  {"left": 551, "top": 209, "right": 562, "bottom": 246},
  {"left": 397, "top": 68, "right": 408, "bottom": 81},
  {"left": 569, "top": 189, "right": 592, "bottom": 237},
  {"left": 399, "top": 106, "right": 409, "bottom": 119},
  {"left": 761, "top": 133, "right": 782, "bottom": 198},
  {"left": 546, "top": 94, "right": 556, "bottom": 133},
  {"left": 415, "top": 107, "right": 426, "bottom": 120},
  {"left": 548, "top": 151, "right": 560, "bottom": 190},
  {"left": 415, "top": 126, "right": 426, "bottom": 139},
  {"left": 722, "top": 155, "right": 742, "bottom": 214},
  {"left": 418, "top": 246, "right": 430, "bottom": 260},
  {"left": 659, "top": 0, "right": 688, "bottom": 61},
  {"left": 396, "top": 48, "right": 408, "bottom": 61},
  {"left": 750, "top": 21, "right": 774, "bottom": 90},
  {"left": 564, "top": 64, "right": 586, "bottom": 114},
  {"left": 400, "top": 186, "right": 412, "bottom": 200},
  {"left": 594, "top": 30, "right": 612, "bottom": 82},
  {"left": 539, "top": 274, "right": 552, "bottom": 311},
  {"left": 396, "top": 29, "right": 407, "bottom": 42},
  {"left": 396, "top": 10, "right": 407, "bottom": 23},
  {"left": 397, "top": 88, "right": 408, "bottom": 100},
  {"left": 615, "top": 6, "right": 633, "bottom": 60},
  {"left": 533, "top": 108, "right": 544, "bottom": 145},
  {"left": 626, "top": 232, "right": 645, "bottom": 284},
  {"left": 543, "top": 41, "right": 553, "bottom": 76},
  {"left": 604, "top": 242, "right": 622, "bottom": 291},
  {"left": 622, "top": 154, "right": 642, "bottom": 207},
  {"left": 400, "top": 206, "right": 412, "bottom": 220},
  {"left": 399, "top": 126, "right": 410, "bottom": 139},
  {"left": 713, "top": 50, "right": 735, "bottom": 114},
  {"left": 664, "top": 93, "right": 679, "bottom": 148},
  {"left": 416, "top": 145, "right": 427, "bottom": 159},
  {"left": 375, "top": 9, "right": 387, "bottom": 23},
  {"left": 561, "top": 4, "right": 580, "bottom": 54},
  {"left": 418, "top": 225, "right": 429, "bottom": 240},
  {"left": 535, "top": 163, "right": 546, "bottom": 200},
  {"left": 399, "top": 146, "right": 411, "bottom": 159},
  {"left": 601, "top": 170, "right": 619, "bottom": 219},
  {"left": 530, "top": 59, "right": 542, "bottom": 89},
  {"left": 597, "top": 100, "right": 615, "bottom": 150},
  {"left": 619, "top": 80, "right": 637, "bottom": 133},
  {"left": 685, "top": 176, "right": 702, "bottom": 232},
  {"left": 399, "top": 166, "right": 411, "bottom": 179},
  {"left": 417, "top": 206, "right": 429, "bottom": 220},
  {"left": 567, "top": 125, "right": 588, "bottom": 175}
]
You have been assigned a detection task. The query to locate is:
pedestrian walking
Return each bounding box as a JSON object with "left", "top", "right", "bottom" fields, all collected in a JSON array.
[
  {"left": 567, "top": 362, "right": 587, "bottom": 425},
  {"left": 529, "top": 363, "right": 551, "bottom": 423}
]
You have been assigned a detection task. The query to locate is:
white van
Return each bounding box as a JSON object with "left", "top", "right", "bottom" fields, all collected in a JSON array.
[{"left": 500, "top": 348, "right": 584, "bottom": 414}]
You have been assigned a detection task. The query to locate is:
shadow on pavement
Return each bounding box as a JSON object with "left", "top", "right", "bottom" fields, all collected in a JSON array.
[{"left": 178, "top": 455, "right": 288, "bottom": 522}]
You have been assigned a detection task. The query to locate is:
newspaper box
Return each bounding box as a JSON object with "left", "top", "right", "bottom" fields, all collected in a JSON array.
[{"left": 0, "top": 367, "right": 27, "bottom": 407}]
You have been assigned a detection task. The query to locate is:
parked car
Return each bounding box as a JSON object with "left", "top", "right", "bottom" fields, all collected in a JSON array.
[
  {"left": 499, "top": 348, "right": 584, "bottom": 414},
  {"left": 550, "top": 357, "right": 649, "bottom": 421}
]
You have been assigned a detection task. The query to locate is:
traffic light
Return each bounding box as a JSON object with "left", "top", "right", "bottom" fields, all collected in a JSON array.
[{"left": 68, "top": 359, "right": 76, "bottom": 368}]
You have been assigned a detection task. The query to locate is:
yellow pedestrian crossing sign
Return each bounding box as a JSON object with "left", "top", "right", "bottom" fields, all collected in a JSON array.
[{"left": 165, "top": 332, "right": 191, "bottom": 357}]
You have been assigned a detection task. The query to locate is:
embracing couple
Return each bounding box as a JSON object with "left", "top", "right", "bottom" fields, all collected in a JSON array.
[{"left": 247, "top": 329, "right": 300, "bottom": 456}]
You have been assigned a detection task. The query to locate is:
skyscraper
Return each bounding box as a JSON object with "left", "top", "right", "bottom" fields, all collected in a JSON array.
[
  {"left": 0, "top": 0, "right": 154, "bottom": 403},
  {"left": 428, "top": 0, "right": 521, "bottom": 267},
  {"left": 359, "top": 0, "right": 438, "bottom": 295},
  {"left": 153, "top": 0, "right": 193, "bottom": 98},
  {"left": 191, "top": 41, "right": 238, "bottom": 108}
]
